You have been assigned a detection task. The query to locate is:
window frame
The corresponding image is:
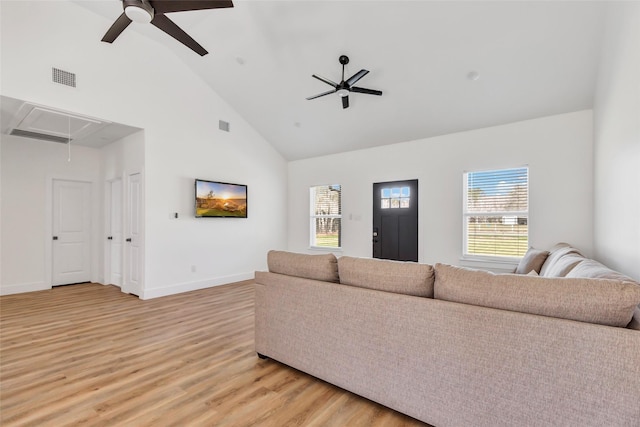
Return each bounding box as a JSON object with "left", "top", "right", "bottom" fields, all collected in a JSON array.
[
  {"left": 309, "top": 184, "right": 342, "bottom": 251},
  {"left": 462, "top": 166, "right": 529, "bottom": 264}
]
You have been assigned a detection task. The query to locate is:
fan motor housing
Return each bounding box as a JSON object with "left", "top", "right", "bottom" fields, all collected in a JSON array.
[{"left": 124, "top": 0, "right": 154, "bottom": 22}]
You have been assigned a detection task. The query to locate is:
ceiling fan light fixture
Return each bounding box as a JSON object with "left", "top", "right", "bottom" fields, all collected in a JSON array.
[
  {"left": 306, "top": 55, "right": 382, "bottom": 109},
  {"left": 125, "top": 5, "right": 153, "bottom": 23},
  {"left": 102, "top": 0, "right": 234, "bottom": 56}
]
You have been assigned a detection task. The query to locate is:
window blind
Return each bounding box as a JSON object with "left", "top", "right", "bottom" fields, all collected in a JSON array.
[
  {"left": 464, "top": 167, "right": 528, "bottom": 258},
  {"left": 310, "top": 185, "right": 341, "bottom": 248}
]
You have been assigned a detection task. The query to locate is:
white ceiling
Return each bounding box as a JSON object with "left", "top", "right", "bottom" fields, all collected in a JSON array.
[{"left": 76, "top": 1, "right": 607, "bottom": 160}]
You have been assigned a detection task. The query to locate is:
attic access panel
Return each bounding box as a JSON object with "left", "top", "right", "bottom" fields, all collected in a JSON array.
[{"left": 13, "top": 105, "right": 107, "bottom": 141}]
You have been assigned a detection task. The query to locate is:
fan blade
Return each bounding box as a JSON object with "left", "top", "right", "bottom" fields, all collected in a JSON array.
[
  {"left": 306, "top": 89, "right": 336, "bottom": 100},
  {"left": 312, "top": 75, "right": 338, "bottom": 88},
  {"left": 346, "top": 69, "right": 369, "bottom": 87},
  {"left": 151, "top": 14, "right": 208, "bottom": 56},
  {"left": 151, "top": 0, "right": 233, "bottom": 14},
  {"left": 351, "top": 86, "right": 383, "bottom": 96},
  {"left": 342, "top": 95, "right": 349, "bottom": 109},
  {"left": 101, "top": 13, "right": 132, "bottom": 43}
]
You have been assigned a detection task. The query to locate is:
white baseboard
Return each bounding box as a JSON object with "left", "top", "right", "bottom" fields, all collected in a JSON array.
[
  {"left": 140, "top": 272, "right": 254, "bottom": 300},
  {"left": 0, "top": 281, "right": 50, "bottom": 296}
]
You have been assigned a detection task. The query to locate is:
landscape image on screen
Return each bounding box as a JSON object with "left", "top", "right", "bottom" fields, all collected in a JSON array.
[{"left": 196, "top": 180, "right": 247, "bottom": 218}]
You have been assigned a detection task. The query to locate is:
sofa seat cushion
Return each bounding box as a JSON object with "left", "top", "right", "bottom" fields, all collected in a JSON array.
[
  {"left": 515, "top": 247, "right": 549, "bottom": 274},
  {"left": 338, "top": 257, "right": 434, "bottom": 297},
  {"left": 267, "top": 250, "right": 339, "bottom": 283},
  {"left": 434, "top": 263, "right": 640, "bottom": 327}
]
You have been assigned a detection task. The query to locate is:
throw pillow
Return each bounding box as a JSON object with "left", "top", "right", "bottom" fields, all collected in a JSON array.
[
  {"left": 267, "top": 250, "right": 339, "bottom": 283},
  {"left": 434, "top": 263, "right": 640, "bottom": 327},
  {"left": 338, "top": 256, "right": 434, "bottom": 297},
  {"left": 515, "top": 247, "right": 549, "bottom": 274}
]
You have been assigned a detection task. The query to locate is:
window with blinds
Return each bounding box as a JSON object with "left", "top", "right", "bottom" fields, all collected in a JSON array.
[
  {"left": 310, "top": 185, "right": 342, "bottom": 248},
  {"left": 463, "top": 167, "right": 528, "bottom": 258}
]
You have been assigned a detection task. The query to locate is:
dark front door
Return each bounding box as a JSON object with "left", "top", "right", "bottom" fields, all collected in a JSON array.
[{"left": 373, "top": 179, "right": 418, "bottom": 262}]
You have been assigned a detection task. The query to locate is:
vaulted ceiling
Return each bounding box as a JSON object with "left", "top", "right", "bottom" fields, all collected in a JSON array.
[{"left": 75, "top": 1, "right": 607, "bottom": 160}]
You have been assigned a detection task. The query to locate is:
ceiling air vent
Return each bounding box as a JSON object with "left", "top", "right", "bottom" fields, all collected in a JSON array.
[
  {"left": 9, "top": 128, "right": 71, "bottom": 144},
  {"left": 52, "top": 67, "right": 76, "bottom": 87},
  {"left": 219, "top": 120, "right": 230, "bottom": 132}
]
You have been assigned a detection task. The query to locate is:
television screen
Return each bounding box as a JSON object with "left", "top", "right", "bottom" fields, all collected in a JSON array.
[{"left": 195, "top": 179, "right": 247, "bottom": 218}]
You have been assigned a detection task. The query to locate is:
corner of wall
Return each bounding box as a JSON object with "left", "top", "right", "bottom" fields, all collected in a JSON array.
[{"left": 592, "top": 2, "right": 640, "bottom": 280}]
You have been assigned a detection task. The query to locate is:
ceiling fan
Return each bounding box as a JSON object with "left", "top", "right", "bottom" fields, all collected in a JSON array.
[
  {"left": 101, "top": 0, "right": 234, "bottom": 56},
  {"left": 307, "top": 55, "right": 383, "bottom": 109}
]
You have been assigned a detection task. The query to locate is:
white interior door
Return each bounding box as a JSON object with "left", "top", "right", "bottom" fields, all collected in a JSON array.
[
  {"left": 107, "top": 179, "right": 123, "bottom": 287},
  {"left": 52, "top": 180, "right": 91, "bottom": 285},
  {"left": 124, "top": 173, "right": 142, "bottom": 295}
]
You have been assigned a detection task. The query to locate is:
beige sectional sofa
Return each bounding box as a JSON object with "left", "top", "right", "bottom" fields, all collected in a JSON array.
[{"left": 254, "top": 245, "right": 640, "bottom": 426}]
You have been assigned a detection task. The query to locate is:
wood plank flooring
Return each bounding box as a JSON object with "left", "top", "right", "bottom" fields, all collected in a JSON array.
[{"left": 0, "top": 282, "right": 429, "bottom": 426}]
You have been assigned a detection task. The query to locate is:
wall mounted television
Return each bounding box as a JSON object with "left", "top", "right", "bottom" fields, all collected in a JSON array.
[{"left": 195, "top": 179, "right": 247, "bottom": 218}]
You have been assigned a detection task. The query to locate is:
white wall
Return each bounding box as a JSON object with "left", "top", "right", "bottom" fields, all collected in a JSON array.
[
  {"left": 102, "top": 131, "right": 145, "bottom": 184},
  {"left": 593, "top": 2, "right": 640, "bottom": 281},
  {"left": 0, "top": 135, "right": 103, "bottom": 294},
  {"left": 1, "top": 1, "right": 287, "bottom": 297},
  {"left": 289, "top": 111, "right": 594, "bottom": 271}
]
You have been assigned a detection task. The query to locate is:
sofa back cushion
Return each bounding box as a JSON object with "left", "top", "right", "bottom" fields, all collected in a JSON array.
[
  {"left": 566, "top": 258, "right": 637, "bottom": 283},
  {"left": 338, "top": 257, "right": 434, "bottom": 297},
  {"left": 539, "top": 243, "right": 583, "bottom": 277},
  {"left": 543, "top": 253, "right": 585, "bottom": 277},
  {"left": 267, "top": 250, "right": 339, "bottom": 283},
  {"left": 434, "top": 263, "right": 640, "bottom": 327}
]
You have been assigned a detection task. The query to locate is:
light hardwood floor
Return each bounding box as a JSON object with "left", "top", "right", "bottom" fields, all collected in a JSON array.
[{"left": 1, "top": 282, "right": 429, "bottom": 426}]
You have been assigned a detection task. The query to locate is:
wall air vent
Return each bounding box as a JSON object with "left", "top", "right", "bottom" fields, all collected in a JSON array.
[
  {"left": 9, "top": 128, "right": 71, "bottom": 144},
  {"left": 52, "top": 67, "right": 76, "bottom": 87},
  {"left": 219, "top": 120, "right": 230, "bottom": 132}
]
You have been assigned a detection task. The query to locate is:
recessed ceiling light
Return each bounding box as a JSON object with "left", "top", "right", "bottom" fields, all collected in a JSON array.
[{"left": 467, "top": 71, "right": 480, "bottom": 81}]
